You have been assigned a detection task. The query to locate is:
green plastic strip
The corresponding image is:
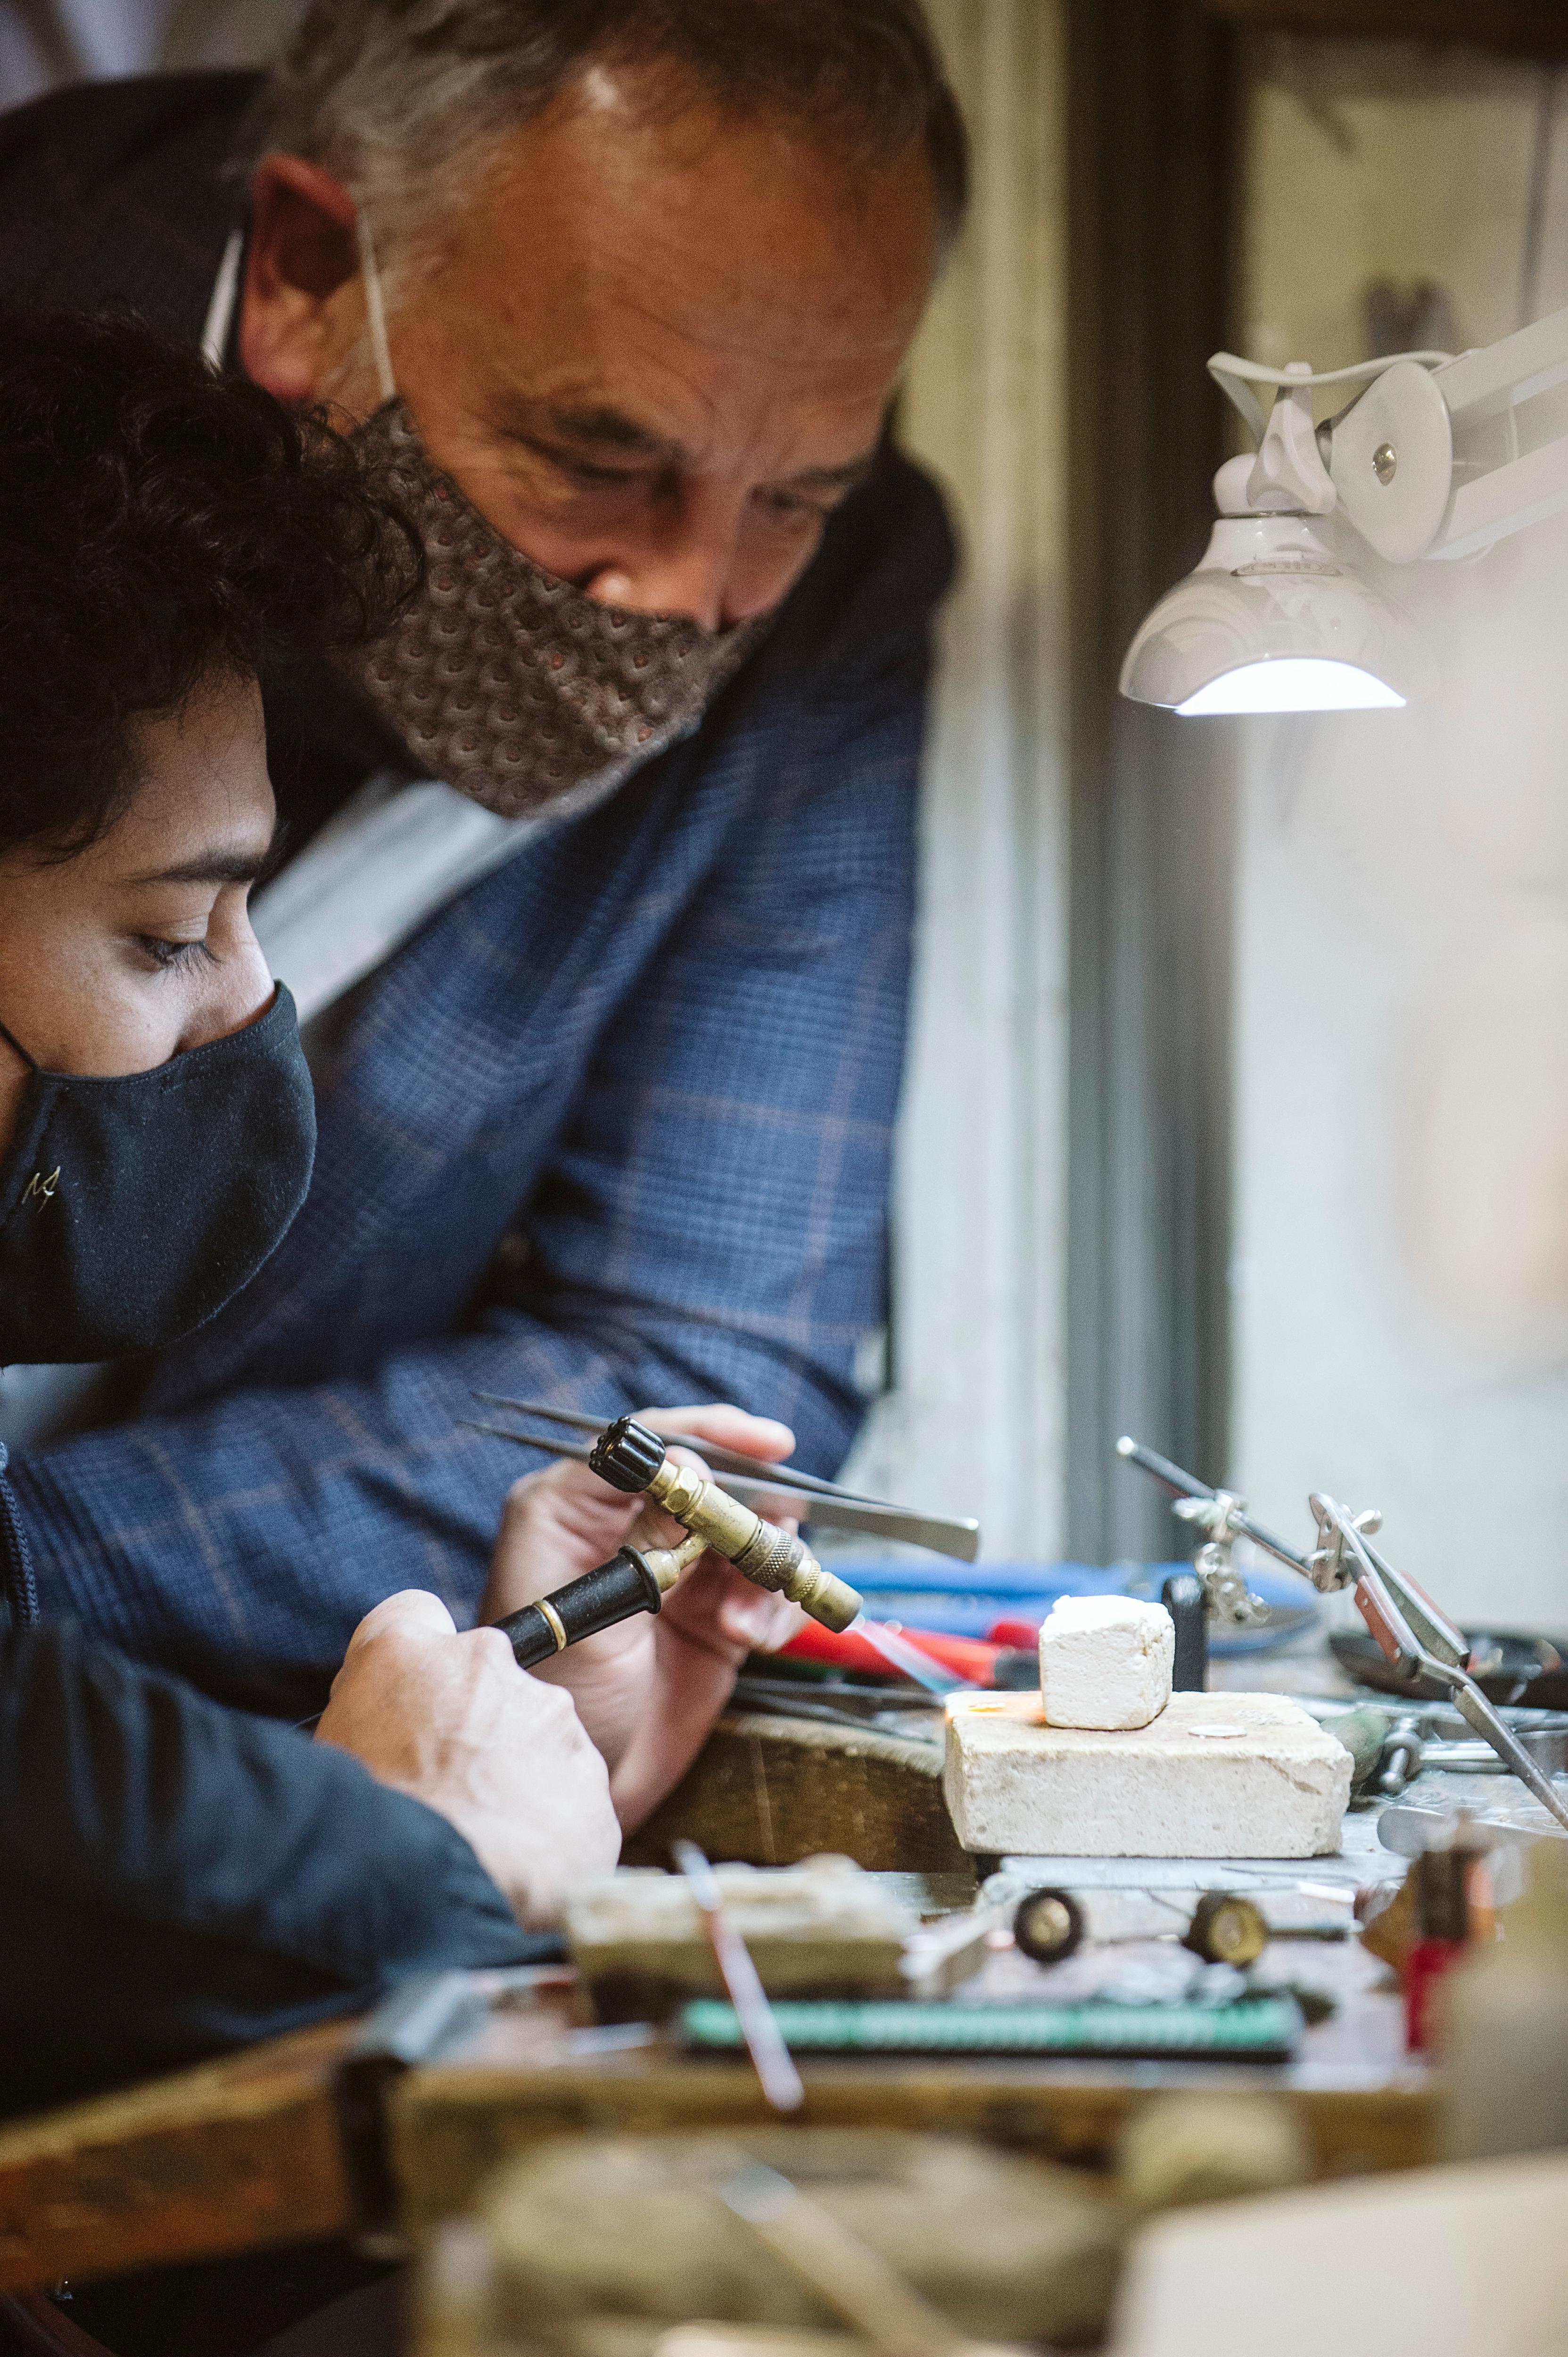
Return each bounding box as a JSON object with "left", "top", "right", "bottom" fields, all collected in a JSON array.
[{"left": 680, "top": 1998, "right": 1302, "bottom": 2062}]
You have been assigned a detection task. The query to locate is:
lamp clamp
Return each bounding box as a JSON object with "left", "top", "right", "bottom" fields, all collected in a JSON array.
[{"left": 1171, "top": 1488, "right": 1271, "bottom": 1627}]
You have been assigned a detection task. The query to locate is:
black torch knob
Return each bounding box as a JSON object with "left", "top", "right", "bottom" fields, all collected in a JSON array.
[
  {"left": 588, "top": 1415, "right": 668, "bottom": 1494},
  {"left": 494, "top": 1546, "right": 663, "bottom": 1669}
]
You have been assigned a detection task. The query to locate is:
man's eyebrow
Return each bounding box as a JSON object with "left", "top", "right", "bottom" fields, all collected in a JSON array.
[
  {"left": 129, "top": 842, "right": 274, "bottom": 888},
  {"left": 780, "top": 456, "right": 877, "bottom": 494},
  {"left": 501, "top": 399, "right": 877, "bottom": 495},
  {"left": 499, "top": 397, "right": 681, "bottom": 461}
]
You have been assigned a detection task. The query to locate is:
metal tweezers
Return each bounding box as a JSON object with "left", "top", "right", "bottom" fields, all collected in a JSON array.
[
  {"left": 462, "top": 1395, "right": 982, "bottom": 1563},
  {"left": 1117, "top": 1435, "right": 1568, "bottom": 1834}
]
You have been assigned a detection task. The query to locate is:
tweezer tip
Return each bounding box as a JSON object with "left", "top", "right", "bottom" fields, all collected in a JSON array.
[{"left": 718, "top": 2165, "right": 794, "bottom": 2223}]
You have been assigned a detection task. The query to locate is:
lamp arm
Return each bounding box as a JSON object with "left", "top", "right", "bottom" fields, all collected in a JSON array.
[
  {"left": 1207, "top": 348, "right": 1453, "bottom": 445},
  {"left": 1213, "top": 307, "right": 1568, "bottom": 565},
  {"left": 1425, "top": 303, "right": 1568, "bottom": 559}
]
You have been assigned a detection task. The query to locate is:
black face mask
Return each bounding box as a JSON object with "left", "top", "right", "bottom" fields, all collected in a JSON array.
[{"left": 0, "top": 985, "right": 316, "bottom": 1364}]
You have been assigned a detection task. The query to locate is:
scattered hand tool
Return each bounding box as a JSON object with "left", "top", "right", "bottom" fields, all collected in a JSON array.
[
  {"left": 1013, "top": 1887, "right": 1086, "bottom": 1965},
  {"left": 470, "top": 1409, "right": 863, "bottom": 1668},
  {"left": 847, "top": 1615, "right": 980, "bottom": 1694},
  {"left": 683, "top": 1996, "right": 1304, "bottom": 2061},
  {"left": 1378, "top": 1799, "right": 1568, "bottom": 1855},
  {"left": 672, "top": 1842, "right": 804, "bottom": 2113},
  {"left": 1010, "top": 1885, "right": 1267, "bottom": 1967},
  {"left": 1116, "top": 1436, "right": 1568, "bottom": 1832},
  {"left": 717, "top": 2163, "right": 970, "bottom": 2357},
  {"left": 780, "top": 1619, "right": 1013, "bottom": 1688},
  {"left": 1181, "top": 1892, "right": 1269, "bottom": 1967},
  {"left": 470, "top": 1394, "right": 982, "bottom": 1562}
]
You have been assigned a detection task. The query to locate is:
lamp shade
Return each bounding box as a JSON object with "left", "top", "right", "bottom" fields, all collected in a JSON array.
[{"left": 1120, "top": 514, "right": 1432, "bottom": 715}]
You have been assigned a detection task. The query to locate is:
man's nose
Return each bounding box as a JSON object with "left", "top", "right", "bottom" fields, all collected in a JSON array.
[{"left": 583, "top": 482, "right": 770, "bottom": 631}]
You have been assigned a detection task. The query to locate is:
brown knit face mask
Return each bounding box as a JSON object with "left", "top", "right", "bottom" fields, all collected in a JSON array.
[{"left": 338, "top": 399, "right": 767, "bottom": 819}]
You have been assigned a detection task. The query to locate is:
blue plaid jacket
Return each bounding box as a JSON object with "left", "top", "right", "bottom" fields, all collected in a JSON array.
[
  {"left": 12, "top": 464, "right": 951, "bottom": 1694},
  {"left": 0, "top": 75, "right": 955, "bottom": 1698}
]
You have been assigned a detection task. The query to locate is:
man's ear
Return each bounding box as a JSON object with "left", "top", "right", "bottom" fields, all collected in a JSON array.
[{"left": 240, "top": 155, "right": 361, "bottom": 403}]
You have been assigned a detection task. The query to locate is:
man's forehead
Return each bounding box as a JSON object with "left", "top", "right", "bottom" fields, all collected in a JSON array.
[
  {"left": 468, "top": 237, "right": 921, "bottom": 464},
  {"left": 469, "top": 206, "right": 927, "bottom": 370},
  {"left": 452, "top": 78, "right": 937, "bottom": 365}
]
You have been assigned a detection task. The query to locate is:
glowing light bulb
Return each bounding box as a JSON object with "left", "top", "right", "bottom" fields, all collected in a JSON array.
[{"left": 1175, "top": 658, "right": 1407, "bottom": 717}]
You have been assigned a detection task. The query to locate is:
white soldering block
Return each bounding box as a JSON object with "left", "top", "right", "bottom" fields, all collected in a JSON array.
[
  {"left": 1039, "top": 1595, "right": 1174, "bottom": 1729},
  {"left": 943, "top": 1689, "right": 1351, "bottom": 1858}
]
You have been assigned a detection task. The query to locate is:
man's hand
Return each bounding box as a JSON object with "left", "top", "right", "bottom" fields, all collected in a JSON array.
[
  {"left": 479, "top": 1404, "right": 808, "bottom": 1831},
  {"left": 314, "top": 1590, "right": 619, "bottom": 1928}
]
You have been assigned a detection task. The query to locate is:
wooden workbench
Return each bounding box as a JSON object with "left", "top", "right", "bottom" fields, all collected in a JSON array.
[
  {"left": 384, "top": 1939, "right": 1431, "bottom": 2242},
  {"left": 622, "top": 1707, "right": 973, "bottom": 1875},
  {"left": 12, "top": 1641, "right": 1509, "bottom": 2302},
  {"left": 0, "top": 1818, "right": 1433, "bottom": 2299}
]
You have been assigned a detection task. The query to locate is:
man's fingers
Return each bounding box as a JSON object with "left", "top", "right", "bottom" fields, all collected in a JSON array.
[
  {"left": 346, "top": 1589, "right": 457, "bottom": 1654},
  {"left": 659, "top": 1555, "right": 803, "bottom": 1655},
  {"left": 639, "top": 1402, "right": 795, "bottom": 1464},
  {"left": 717, "top": 1585, "right": 793, "bottom": 1648}
]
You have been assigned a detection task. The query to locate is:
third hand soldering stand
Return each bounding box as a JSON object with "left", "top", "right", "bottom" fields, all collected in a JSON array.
[
  {"left": 1117, "top": 1434, "right": 1568, "bottom": 1835},
  {"left": 492, "top": 1415, "right": 863, "bottom": 1668}
]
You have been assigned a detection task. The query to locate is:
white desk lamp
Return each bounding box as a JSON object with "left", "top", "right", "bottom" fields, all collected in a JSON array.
[{"left": 1122, "top": 302, "right": 1568, "bottom": 715}]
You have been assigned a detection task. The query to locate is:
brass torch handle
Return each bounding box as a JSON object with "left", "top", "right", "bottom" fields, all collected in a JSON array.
[
  {"left": 645, "top": 1459, "right": 860, "bottom": 1632},
  {"left": 585, "top": 1416, "right": 861, "bottom": 1632}
]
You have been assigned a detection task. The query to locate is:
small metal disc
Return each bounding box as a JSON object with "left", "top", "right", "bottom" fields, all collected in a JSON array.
[
  {"left": 1013, "top": 1887, "right": 1085, "bottom": 1965},
  {"left": 1184, "top": 1891, "right": 1268, "bottom": 1966}
]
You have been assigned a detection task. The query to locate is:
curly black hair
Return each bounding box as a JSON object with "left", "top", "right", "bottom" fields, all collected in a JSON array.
[{"left": 0, "top": 312, "right": 420, "bottom": 856}]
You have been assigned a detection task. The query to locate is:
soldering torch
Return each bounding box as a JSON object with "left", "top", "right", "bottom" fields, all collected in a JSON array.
[{"left": 489, "top": 1414, "right": 863, "bottom": 1669}]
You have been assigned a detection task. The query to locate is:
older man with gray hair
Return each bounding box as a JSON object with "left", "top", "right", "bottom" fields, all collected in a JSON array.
[{"left": 0, "top": 3, "right": 961, "bottom": 1710}]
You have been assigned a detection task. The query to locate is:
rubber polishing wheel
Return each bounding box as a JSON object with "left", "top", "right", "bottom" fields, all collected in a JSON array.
[
  {"left": 1013, "top": 1887, "right": 1085, "bottom": 1965},
  {"left": 1184, "top": 1892, "right": 1268, "bottom": 1966}
]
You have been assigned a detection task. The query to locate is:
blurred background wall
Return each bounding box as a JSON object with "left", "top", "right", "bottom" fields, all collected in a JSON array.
[
  {"left": 850, "top": 0, "right": 1073, "bottom": 1574},
  {"left": 1230, "top": 31, "right": 1568, "bottom": 1627},
  {"left": 0, "top": 0, "right": 298, "bottom": 103}
]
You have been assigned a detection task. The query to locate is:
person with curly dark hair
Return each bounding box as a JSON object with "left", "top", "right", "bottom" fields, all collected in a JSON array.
[
  {"left": 0, "top": 311, "right": 422, "bottom": 869},
  {"left": 0, "top": 313, "right": 411, "bottom": 1340},
  {"left": 0, "top": 329, "right": 815, "bottom": 2354},
  {"left": 0, "top": 320, "right": 640, "bottom": 2315}
]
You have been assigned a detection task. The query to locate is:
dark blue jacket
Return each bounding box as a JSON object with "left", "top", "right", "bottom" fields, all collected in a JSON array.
[{"left": 0, "top": 1614, "right": 527, "bottom": 2115}]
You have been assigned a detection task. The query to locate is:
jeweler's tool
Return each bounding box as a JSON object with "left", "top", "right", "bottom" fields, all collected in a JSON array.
[
  {"left": 472, "top": 1394, "right": 982, "bottom": 1562},
  {"left": 672, "top": 1843, "right": 804, "bottom": 2113},
  {"left": 1117, "top": 1437, "right": 1568, "bottom": 1832},
  {"left": 779, "top": 1619, "right": 1008, "bottom": 1686},
  {"left": 1116, "top": 1437, "right": 1313, "bottom": 1577},
  {"left": 682, "top": 1995, "right": 1304, "bottom": 2061},
  {"left": 718, "top": 2165, "right": 965, "bottom": 2357},
  {"left": 474, "top": 1413, "right": 863, "bottom": 1671},
  {"left": 1307, "top": 1492, "right": 1568, "bottom": 1834},
  {"left": 479, "top": 1408, "right": 974, "bottom": 1690},
  {"left": 1182, "top": 1891, "right": 1269, "bottom": 1966},
  {"left": 1379, "top": 1800, "right": 1568, "bottom": 1855},
  {"left": 491, "top": 1530, "right": 709, "bottom": 1670},
  {"left": 1010, "top": 1884, "right": 1266, "bottom": 1966},
  {"left": 850, "top": 1615, "right": 979, "bottom": 1693},
  {"left": 1013, "top": 1887, "right": 1086, "bottom": 1965}
]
